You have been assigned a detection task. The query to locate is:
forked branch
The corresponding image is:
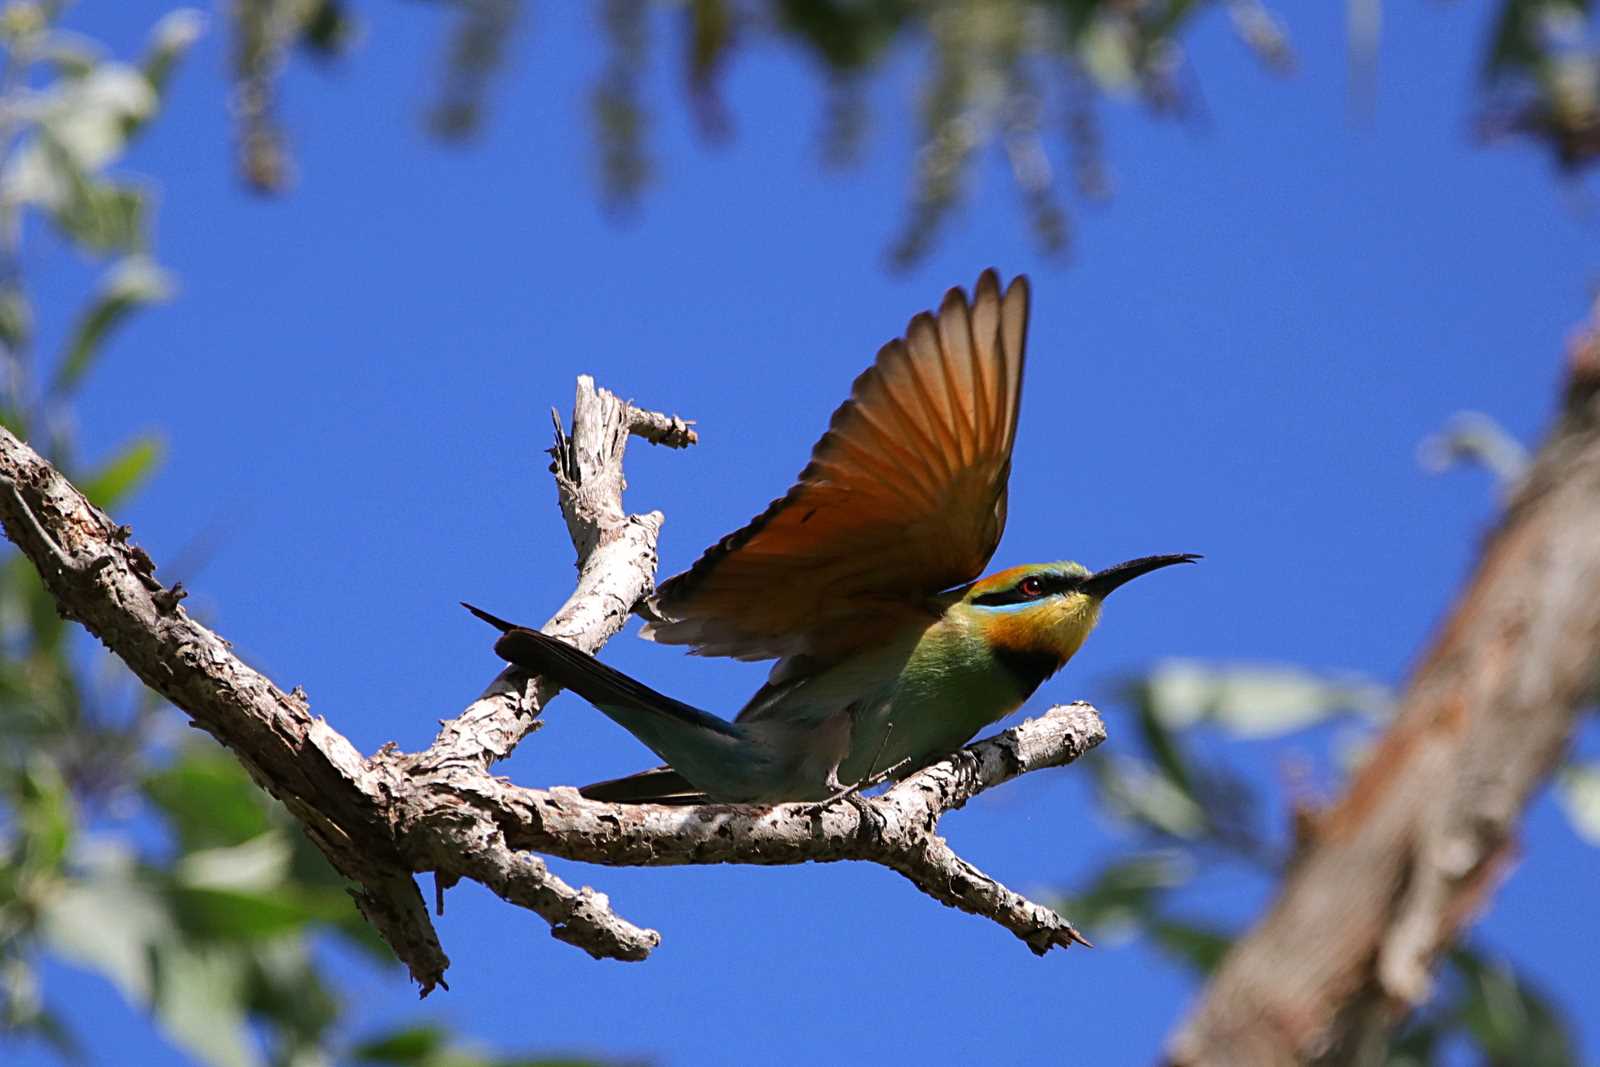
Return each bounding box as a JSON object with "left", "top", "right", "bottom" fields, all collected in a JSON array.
[{"left": 0, "top": 375, "right": 1100, "bottom": 994}]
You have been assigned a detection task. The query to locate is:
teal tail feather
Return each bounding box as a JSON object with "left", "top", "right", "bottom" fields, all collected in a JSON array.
[{"left": 462, "top": 602, "right": 739, "bottom": 740}]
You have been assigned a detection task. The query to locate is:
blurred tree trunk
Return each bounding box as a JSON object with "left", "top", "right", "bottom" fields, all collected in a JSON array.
[{"left": 1165, "top": 313, "right": 1600, "bottom": 1066}]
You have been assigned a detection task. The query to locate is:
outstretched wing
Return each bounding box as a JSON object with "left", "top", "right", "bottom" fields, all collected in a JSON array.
[{"left": 642, "top": 269, "right": 1030, "bottom": 664}]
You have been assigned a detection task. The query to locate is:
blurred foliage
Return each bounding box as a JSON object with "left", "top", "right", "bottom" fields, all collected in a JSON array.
[
  {"left": 1056, "top": 655, "right": 1596, "bottom": 1065},
  {"left": 228, "top": 0, "right": 1297, "bottom": 265},
  {"left": 0, "top": 3, "right": 1594, "bottom": 1065},
  {"left": 1390, "top": 946, "right": 1582, "bottom": 1067},
  {"left": 0, "top": 6, "right": 606, "bottom": 1066},
  {"left": 1480, "top": 0, "right": 1600, "bottom": 169},
  {"left": 225, "top": 1, "right": 1600, "bottom": 267}
]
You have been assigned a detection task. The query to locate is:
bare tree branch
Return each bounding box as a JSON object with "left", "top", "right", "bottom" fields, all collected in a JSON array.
[
  {"left": 1166, "top": 310, "right": 1600, "bottom": 1066},
  {"left": 0, "top": 374, "right": 1104, "bottom": 994},
  {"left": 421, "top": 377, "right": 666, "bottom": 773},
  {"left": 401, "top": 701, "right": 1104, "bottom": 954}
]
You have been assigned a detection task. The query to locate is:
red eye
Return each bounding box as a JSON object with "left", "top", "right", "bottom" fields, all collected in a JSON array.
[{"left": 1018, "top": 576, "right": 1046, "bottom": 598}]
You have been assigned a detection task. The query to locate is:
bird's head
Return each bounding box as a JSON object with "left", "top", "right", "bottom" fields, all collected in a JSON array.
[{"left": 959, "top": 553, "right": 1200, "bottom": 668}]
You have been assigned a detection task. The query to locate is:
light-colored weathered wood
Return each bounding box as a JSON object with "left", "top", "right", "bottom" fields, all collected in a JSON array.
[{"left": 0, "top": 375, "right": 1103, "bottom": 995}]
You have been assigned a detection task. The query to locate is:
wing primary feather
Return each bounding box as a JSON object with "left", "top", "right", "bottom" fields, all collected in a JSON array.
[
  {"left": 932, "top": 292, "right": 981, "bottom": 466},
  {"left": 822, "top": 428, "right": 943, "bottom": 512},
  {"left": 941, "top": 284, "right": 991, "bottom": 449},
  {"left": 808, "top": 430, "right": 937, "bottom": 510},
  {"left": 644, "top": 270, "right": 1030, "bottom": 664},
  {"left": 998, "top": 275, "right": 1030, "bottom": 455},
  {"left": 875, "top": 342, "right": 959, "bottom": 483},
  {"left": 901, "top": 312, "right": 969, "bottom": 470}
]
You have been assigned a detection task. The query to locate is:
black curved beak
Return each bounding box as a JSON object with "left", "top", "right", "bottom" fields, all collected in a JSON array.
[{"left": 1081, "top": 553, "right": 1201, "bottom": 600}]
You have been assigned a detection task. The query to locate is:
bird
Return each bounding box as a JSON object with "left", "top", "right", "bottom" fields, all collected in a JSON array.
[{"left": 468, "top": 268, "right": 1197, "bottom": 805}]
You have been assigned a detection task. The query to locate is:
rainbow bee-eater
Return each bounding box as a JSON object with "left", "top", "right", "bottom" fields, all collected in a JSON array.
[{"left": 468, "top": 269, "right": 1197, "bottom": 804}]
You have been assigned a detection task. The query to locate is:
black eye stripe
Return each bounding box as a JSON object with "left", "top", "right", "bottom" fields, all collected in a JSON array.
[{"left": 972, "top": 573, "right": 1084, "bottom": 606}]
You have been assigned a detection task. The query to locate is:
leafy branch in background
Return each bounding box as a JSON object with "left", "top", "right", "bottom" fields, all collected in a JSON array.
[
  {"left": 0, "top": 7, "right": 599, "bottom": 1066},
  {"left": 221, "top": 1, "right": 1600, "bottom": 267},
  {"left": 1052, "top": 390, "right": 1599, "bottom": 1063},
  {"left": 1480, "top": 0, "right": 1600, "bottom": 169},
  {"left": 1063, "top": 648, "right": 1596, "bottom": 1062},
  {"left": 225, "top": 0, "right": 1295, "bottom": 265},
  {"left": 2, "top": 4, "right": 1595, "bottom": 1066}
]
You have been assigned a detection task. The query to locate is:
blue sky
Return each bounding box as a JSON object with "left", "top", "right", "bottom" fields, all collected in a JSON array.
[{"left": 18, "top": 2, "right": 1600, "bottom": 1065}]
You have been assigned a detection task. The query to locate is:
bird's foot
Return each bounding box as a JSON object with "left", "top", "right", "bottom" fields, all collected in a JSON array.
[{"left": 802, "top": 758, "right": 914, "bottom": 816}]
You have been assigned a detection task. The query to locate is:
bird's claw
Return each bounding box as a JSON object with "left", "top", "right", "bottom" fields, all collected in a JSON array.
[{"left": 802, "top": 757, "right": 914, "bottom": 817}]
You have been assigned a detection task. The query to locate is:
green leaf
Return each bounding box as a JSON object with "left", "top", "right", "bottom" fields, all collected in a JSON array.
[
  {"left": 169, "top": 834, "right": 344, "bottom": 942},
  {"left": 1, "top": 64, "right": 158, "bottom": 211},
  {"left": 177, "top": 832, "right": 294, "bottom": 892},
  {"left": 1130, "top": 679, "right": 1199, "bottom": 800},
  {"left": 171, "top": 885, "right": 325, "bottom": 942},
  {"left": 81, "top": 434, "right": 164, "bottom": 509},
  {"left": 0, "top": 1, "right": 46, "bottom": 44},
  {"left": 39, "top": 847, "right": 172, "bottom": 1004},
  {"left": 142, "top": 9, "right": 206, "bottom": 103},
  {"left": 0, "top": 286, "right": 33, "bottom": 354},
  {"left": 350, "top": 1025, "right": 450, "bottom": 1065},
  {"left": 55, "top": 256, "right": 174, "bottom": 398},
  {"left": 52, "top": 174, "right": 150, "bottom": 253},
  {"left": 151, "top": 941, "right": 263, "bottom": 1067},
  {"left": 41, "top": 64, "right": 157, "bottom": 168},
  {"left": 1059, "top": 851, "right": 1192, "bottom": 942},
  {"left": 1148, "top": 918, "right": 1234, "bottom": 975},
  {"left": 145, "top": 747, "right": 273, "bottom": 850},
  {"left": 1093, "top": 753, "right": 1208, "bottom": 839},
  {"left": 43, "top": 30, "right": 106, "bottom": 80},
  {"left": 1556, "top": 762, "right": 1600, "bottom": 845},
  {"left": 242, "top": 940, "right": 340, "bottom": 1057},
  {"left": 1141, "top": 659, "right": 1392, "bottom": 738},
  {"left": 1450, "top": 946, "right": 1579, "bottom": 1067},
  {"left": 15, "top": 758, "right": 75, "bottom": 876},
  {"left": 1079, "top": 16, "right": 1140, "bottom": 91},
  {"left": 349, "top": 1024, "right": 619, "bottom": 1067},
  {"left": 299, "top": 0, "right": 355, "bottom": 57}
]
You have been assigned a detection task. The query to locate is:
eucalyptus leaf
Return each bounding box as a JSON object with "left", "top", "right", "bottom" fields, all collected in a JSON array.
[
  {"left": 38, "top": 63, "right": 156, "bottom": 170},
  {"left": 1094, "top": 753, "right": 1208, "bottom": 839},
  {"left": 351, "top": 1025, "right": 450, "bottom": 1065},
  {"left": 1060, "top": 851, "right": 1193, "bottom": 941},
  {"left": 145, "top": 747, "right": 274, "bottom": 850},
  {"left": 245, "top": 940, "right": 341, "bottom": 1060},
  {"left": 53, "top": 177, "right": 148, "bottom": 252},
  {"left": 143, "top": 9, "right": 206, "bottom": 102},
  {"left": 171, "top": 885, "right": 325, "bottom": 942},
  {"left": 1142, "top": 659, "right": 1393, "bottom": 738},
  {"left": 55, "top": 256, "right": 174, "bottom": 397},
  {"left": 152, "top": 942, "right": 263, "bottom": 1067},
  {"left": 1148, "top": 919, "right": 1235, "bottom": 975},
  {"left": 0, "top": 286, "right": 33, "bottom": 353},
  {"left": 16, "top": 758, "right": 74, "bottom": 876},
  {"left": 42, "top": 30, "right": 106, "bottom": 80},
  {"left": 81, "top": 434, "right": 164, "bottom": 508},
  {"left": 177, "top": 832, "right": 294, "bottom": 893},
  {"left": 39, "top": 849, "right": 171, "bottom": 1004},
  {"left": 1450, "top": 946, "right": 1579, "bottom": 1067}
]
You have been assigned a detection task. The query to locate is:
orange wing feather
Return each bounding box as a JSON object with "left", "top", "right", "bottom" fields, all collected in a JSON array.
[{"left": 641, "top": 269, "right": 1031, "bottom": 664}]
